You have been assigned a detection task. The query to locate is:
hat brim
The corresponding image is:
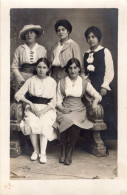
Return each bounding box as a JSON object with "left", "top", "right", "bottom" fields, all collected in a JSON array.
[{"left": 20, "top": 27, "right": 44, "bottom": 40}]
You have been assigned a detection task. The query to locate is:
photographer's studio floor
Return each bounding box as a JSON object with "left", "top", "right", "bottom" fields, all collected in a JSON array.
[{"left": 10, "top": 139, "right": 117, "bottom": 180}]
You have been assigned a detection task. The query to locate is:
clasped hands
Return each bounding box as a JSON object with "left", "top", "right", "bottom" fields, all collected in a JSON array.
[{"left": 30, "top": 103, "right": 45, "bottom": 118}]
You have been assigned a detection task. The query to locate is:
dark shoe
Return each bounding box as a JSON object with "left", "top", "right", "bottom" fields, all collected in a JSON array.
[
  {"left": 64, "top": 146, "right": 73, "bottom": 166},
  {"left": 59, "top": 144, "right": 66, "bottom": 163}
]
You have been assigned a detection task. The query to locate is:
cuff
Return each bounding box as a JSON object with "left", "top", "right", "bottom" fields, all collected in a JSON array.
[
  {"left": 101, "top": 82, "right": 111, "bottom": 91},
  {"left": 48, "top": 102, "right": 55, "bottom": 110}
]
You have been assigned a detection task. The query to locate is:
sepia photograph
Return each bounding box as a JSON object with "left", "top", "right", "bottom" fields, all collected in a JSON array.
[
  {"left": 1, "top": 0, "right": 127, "bottom": 195},
  {"left": 10, "top": 8, "right": 118, "bottom": 180}
]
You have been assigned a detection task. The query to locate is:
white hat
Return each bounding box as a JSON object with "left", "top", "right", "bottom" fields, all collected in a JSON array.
[{"left": 19, "top": 24, "right": 44, "bottom": 40}]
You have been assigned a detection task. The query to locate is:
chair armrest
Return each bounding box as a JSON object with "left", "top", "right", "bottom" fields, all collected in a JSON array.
[
  {"left": 82, "top": 93, "right": 104, "bottom": 123},
  {"left": 10, "top": 101, "right": 24, "bottom": 123}
]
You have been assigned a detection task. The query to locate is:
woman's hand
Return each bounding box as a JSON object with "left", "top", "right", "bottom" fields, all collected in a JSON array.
[
  {"left": 61, "top": 107, "right": 72, "bottom": 114},
  {"left": 100, "top": 87, "right": 107, "bottom": 96},
  {"left": 58, "top": 105, "right": 72, "bottom": 114},
  {"left": 92, "top": 98, "right": 100, "bottom": 113},
  {"left": 92, "top": 101, "right": 98, "bottom": 113},
  {"left": 30, "top": 103, "right": 40, "bottom": 117}
]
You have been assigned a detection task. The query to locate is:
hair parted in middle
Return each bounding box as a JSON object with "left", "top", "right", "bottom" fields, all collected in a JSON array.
[
  {"left": 84, "top": 26, "right": 102, "bottom": 42},
  {"left": 33, "top": 58, "right": 50, "bottom": 75},
  {"left": 55, "top": 19, "right": 72, "bottom": 34},
  {"left": 65, "top": 58, "right": 81, "bottom": 73}
]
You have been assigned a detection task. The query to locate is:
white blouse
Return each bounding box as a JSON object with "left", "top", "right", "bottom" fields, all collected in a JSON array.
[
  {"left": 85, "top": 45, "right": 114, "bottom": 91},
  {"left": 57, "top": 76, "right": 102, "bottom": 106},
  {"left": 52, "top": 39, "right": 75, "bottom": 66},
  {"left": 15, "top": 75, "right": 56, "bottom": 109},
  {"left": 12, "top": 43, "right": 47, "bottom": 84}
]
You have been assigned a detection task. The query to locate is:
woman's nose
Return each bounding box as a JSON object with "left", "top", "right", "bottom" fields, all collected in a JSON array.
[
  {"left": 27, "top": 32, "right": 31, "bottom": 36},
  {"left": 89, "top": 37, "right": 93, "bottom": 41}
]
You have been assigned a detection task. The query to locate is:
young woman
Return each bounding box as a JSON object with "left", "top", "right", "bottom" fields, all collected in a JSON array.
[
  {"left": 15, "top": 58, "right": 57, "bottom": 164},
  {"left": 11, "top": 24, "right": 47, "bottom": 90},
  {"left": 83, "top": 26, "right": 114, "bottom": 95},
  {"left": 83, "top": 26, "right": 114, "bottom": 128},
  {"left": 51, "top": 19, "right": 84, "bottom": 83},
  {"left": 56, "top": 58, "right": 102, "bottom": 165}
]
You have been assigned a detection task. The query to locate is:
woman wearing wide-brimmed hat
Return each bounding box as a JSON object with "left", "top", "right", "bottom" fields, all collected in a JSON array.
[
  {"left": 11, "top": 24, "right": 47, "bottom": 90},
  {"left": 50, "top": 19, "right": 84, "bottom": 83}
]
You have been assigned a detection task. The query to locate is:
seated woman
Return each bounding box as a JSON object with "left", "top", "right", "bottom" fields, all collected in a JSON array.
[
  {"left": 15, "top": 58, "right": 57, "bottom": 164},
  {"left": 56, "top": 58, "right": 102, "bottom": 165}
]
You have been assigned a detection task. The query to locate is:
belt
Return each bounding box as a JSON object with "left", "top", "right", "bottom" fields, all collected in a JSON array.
[
  {"left": 27, "top": 95, "right": 52, "bottom": 104},
  {"left": 20, "top": 63, "right": 37, "bottom": 74}
]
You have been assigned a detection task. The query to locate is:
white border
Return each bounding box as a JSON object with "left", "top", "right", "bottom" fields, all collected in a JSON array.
[{"left": 1, "top": 0, "right": 127, "bottom": 194}]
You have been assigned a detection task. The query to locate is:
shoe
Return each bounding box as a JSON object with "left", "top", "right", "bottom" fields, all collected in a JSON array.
[
  {"left": 31, "top": 151, "right": 39, "bottom": 161},
  {"left": 39, "top": 154, "right": 47, "bottom": 164}
]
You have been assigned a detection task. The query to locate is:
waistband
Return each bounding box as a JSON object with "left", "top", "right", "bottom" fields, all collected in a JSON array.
[
  {"left": 20, "top": 63, "right": 37, "bottom": 74},
  {"left": 27, "top": 96, "right": 51, "bottom": 104}
]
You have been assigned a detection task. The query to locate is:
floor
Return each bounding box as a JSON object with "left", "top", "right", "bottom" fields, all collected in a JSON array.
[{"left": 10, "top": 139, "right": 117, "bottom": 180}]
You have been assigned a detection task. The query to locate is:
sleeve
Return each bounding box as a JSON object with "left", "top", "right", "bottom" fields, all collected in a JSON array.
[
  {"left": 50, "top": 45, "right": 56, "bottom": 65},
  {"left": 86, "top": 82, "right": 102, "bottom": 102},
  {"left": 48, "top": 80, "right": 57, "bottom": 109},
  {"left": 56, "top": 81, "right": 64, "bottom": 107},
  {"left": 14, "top": 79, "right": 29, "bottom": 102},
  {"left": 72, "top": 42, "right": 84, "bottom": 74},
  {"left": 11, "top": 47, "right": 20, "bottom": 69},
  {"left": 101, "top": 48, "right": 114, "bottom": 90},
  {"left": 11, "top": 46, "right": 25, "bottom": 83}
]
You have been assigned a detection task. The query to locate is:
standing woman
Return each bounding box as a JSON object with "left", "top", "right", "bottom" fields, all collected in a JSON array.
[
  {"left": 11, "top": 24, "right": 47, "bottom": 90},
  {"left": 15, "top": 58, "right": 57, "bottom": 164},
  {"left": 51, "top": 19, "right": 84, "bottom": 83},
  {"left": 57, "top": 58, "right": 102, "bottom": 165},
  {"left": 83, "top": 26, "right": 114, "bottom": 128}
]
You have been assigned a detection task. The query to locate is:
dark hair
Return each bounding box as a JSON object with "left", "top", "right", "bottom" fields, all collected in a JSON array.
[
  {"left": 55, "top": 19, "right": 72, "bottom": 34},
  {"left": 65, "top": 58, "right": 81, "bottom": 73},
  {"left": 33, "top": 58, "right": 50, "bottom": 75},
  {"left": 84, "top": 26, "right": 102, "bottom": 42}
]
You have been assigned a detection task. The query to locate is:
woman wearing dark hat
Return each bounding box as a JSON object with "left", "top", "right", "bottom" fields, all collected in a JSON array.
[
  {"left": 51, "top": 19, "right": 84, "bottom": 83},
  {"left": 11, "top": 24, "right": 47, "bottom": 90}
]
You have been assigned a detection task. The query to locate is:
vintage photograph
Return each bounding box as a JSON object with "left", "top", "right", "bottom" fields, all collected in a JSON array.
[{"left": 10, "top": 8, "right": 118, "bottom": 180}]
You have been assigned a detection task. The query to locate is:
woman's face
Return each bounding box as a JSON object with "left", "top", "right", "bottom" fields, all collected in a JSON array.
[
  {"left": 87, "top": 32, "right": 99, "bottom": 50},
  {"left": 36, "top": 62, "right": 49, "bottom": 79},
  {"left": 68, "top": 63, "right": 80, "bottom": 79},
  {"left": 57, "top": 26, "right": 69, "bottom": 41},
  {"left": 25, "top": 30, "right": 37, "bottom": 43}
]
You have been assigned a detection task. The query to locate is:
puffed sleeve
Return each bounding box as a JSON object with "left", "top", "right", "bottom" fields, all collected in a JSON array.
[
  {"left": 11, "top": 46, "right": 25, "bottom": 83},
  {"left": 48, "top": 79, "right": 57, "bottom": 109},
  {"left": 14, "top": 79, "right": 29, "bottom": 102},
  {"left": 101, "top": 48, "right": 114, "bottom": 90},
  {"left": 11, "top": 47, "right": 20, "bottom": 69},
  {"left": 86, "top": 82, "right": 102, "bottom": 101},
  {"left": 56, "top": 81, "right": 64, "bottom": 107}
]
